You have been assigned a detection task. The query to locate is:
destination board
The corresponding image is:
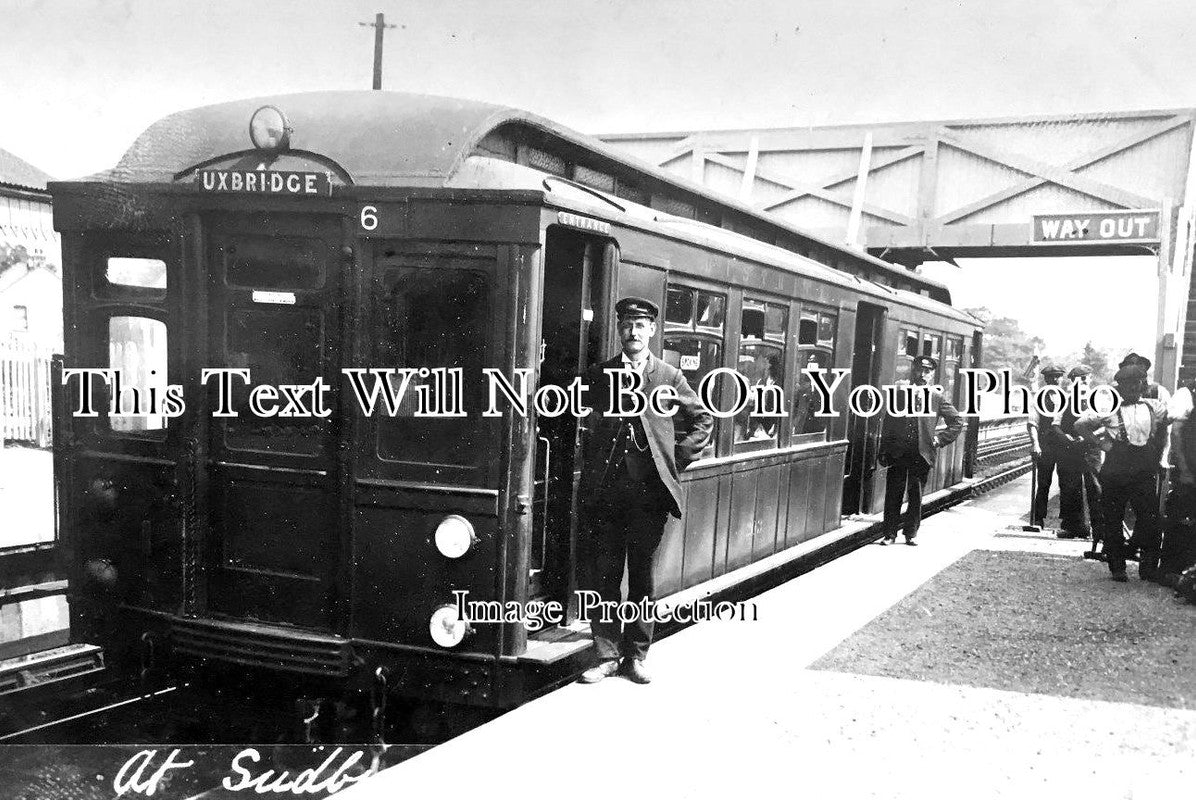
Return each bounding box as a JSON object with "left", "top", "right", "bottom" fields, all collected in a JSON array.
[{"left": 197, "top": 170, "right": 332, "bottom": 196}]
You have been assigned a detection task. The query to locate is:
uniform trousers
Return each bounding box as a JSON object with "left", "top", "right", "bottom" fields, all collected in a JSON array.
[
  {"left": 1100, "top": 470, "right": 1161, "bottom": 575},
  {"left": 1057, "top": 451, "right": 1100, "bottom": 537},
  {"left": 583, "top": 473, "right": 670, "bottom": 662},
  {"left": 883, "top": 452, "right": 931, "bottom": 540},
  {"left": 1032, "top": 447, "right": 1067, "bottom": 527}
]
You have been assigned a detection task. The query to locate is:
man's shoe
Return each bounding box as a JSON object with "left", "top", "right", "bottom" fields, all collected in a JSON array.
[
  {"left": 1057, "top": 529, "right": 1088, "bottom": 540},
  {"left": 624, "top": 658, "right": 652, "bottom": 684},
  {"left": 1111, "top": 570, "right": 1128, "bottom": 583},
  {"left": 904, "top": 538, "right": 918, "bottom": 547},
  {"left": 579, "top": 660, "right": 620, "bottom": 684}
]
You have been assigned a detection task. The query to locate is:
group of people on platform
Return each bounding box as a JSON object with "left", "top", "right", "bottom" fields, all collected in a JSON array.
[
  {"left": 1029, "top": 352, "right": 1196, "bottom": 588},
  {"left": 574, "top": 299, "right": 1196, "bottom": 687}
]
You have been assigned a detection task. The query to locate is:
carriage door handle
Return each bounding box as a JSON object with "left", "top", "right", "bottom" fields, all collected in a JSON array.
[
  {"left": 537, "top": 435, "right": 552, "bottom": 509},
  {"left": 536, "top": 435, "right": 552, "bottom": 575}
]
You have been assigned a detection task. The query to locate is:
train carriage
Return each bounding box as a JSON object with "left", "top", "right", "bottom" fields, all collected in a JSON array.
[{"left": 50, "top": 92, "right": 981, "bottom": 711}]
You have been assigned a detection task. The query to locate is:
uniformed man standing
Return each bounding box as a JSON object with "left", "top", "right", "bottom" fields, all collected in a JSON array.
[
  {"left": 1028, "top": 365, "right": 1067, "bottom": 529},
  {"left": 876, "top": 356, "right": 963, "bottom": 545},
  {"left": 577, "top": 297, "right": 713, "bottom": 685},
  {"left": 1053, "top": 365, "right": 1100, "bottom": 539}
]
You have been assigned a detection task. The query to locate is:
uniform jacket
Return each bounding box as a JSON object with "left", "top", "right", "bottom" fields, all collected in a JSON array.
[
  {"left": 578, "top": 354, "right": 714, "bottom": 518},
  {"left": 876, "top": 384, "right": 964, "bottom": 468}
]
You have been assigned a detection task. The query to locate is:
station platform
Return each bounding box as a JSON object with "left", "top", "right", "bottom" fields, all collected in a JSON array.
[{"left": 341, "top": 474, "right": 1196, "bottom": 799}]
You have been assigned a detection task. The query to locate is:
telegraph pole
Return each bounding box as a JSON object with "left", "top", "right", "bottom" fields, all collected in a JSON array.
[{"left": 359, "top": 12, "right": 396, "bottom": 90}]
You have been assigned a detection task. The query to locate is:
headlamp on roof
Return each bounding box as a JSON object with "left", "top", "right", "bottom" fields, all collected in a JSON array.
[{"left": 249, "top": 106, "right": 292, "bottom": 152}]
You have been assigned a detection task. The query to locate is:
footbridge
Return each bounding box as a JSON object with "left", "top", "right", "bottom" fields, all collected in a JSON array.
[{"left": 602, "top": 109, "right": 1196, "bottom": 389}]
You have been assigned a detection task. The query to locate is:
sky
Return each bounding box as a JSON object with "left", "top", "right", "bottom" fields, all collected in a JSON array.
[
  {"left": 922, "top": 256, "right": 1159, "bottom": 357},
  {"left": 4, "top": 0, "right": 1191, "bottom": 353}
]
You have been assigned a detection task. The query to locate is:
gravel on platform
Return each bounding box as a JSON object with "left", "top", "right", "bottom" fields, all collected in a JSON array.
[{"left": 813, "top": 548, "right": 1196, "bottom": 709}]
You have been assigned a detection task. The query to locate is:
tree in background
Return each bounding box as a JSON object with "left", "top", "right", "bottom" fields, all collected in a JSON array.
[
  {"left": 965, "top": 307, "right": 1045, "bottom": 384},
  {"left": 965, "top": 307, "right": 1117, "bottom": 385},
  {"left": 1072, "top": 342, "right": 1111, "bottom": 384}
]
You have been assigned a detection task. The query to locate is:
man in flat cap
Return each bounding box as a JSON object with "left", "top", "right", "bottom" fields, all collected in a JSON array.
[
  {"left": 1119, "top": 352, "right": 1170, "bottom": 405},
  {"left": 876, "top": 355, "right": 963, "bottom": 545},
  {"left": 577, "top": 296, "right": 713, "bottom": 684},
  {"left": 1027, "top": 365, "right": 1067, "bottom": 529},
  {"left": 1053, "top": 365, "right": 1101, "bottom": 539},
  {"left": 1075, "top": 364, "right": 1173, "bottom": 581}
]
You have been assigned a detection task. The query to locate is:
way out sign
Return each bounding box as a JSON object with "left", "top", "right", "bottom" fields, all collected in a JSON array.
[{"left": 1033, "top": 210, "right": 1160, "bottom": 243}]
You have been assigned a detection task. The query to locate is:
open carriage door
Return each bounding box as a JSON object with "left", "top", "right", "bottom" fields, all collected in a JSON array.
[
  {"left": 203, "top": 214, "right": 345, "bottom": 629},
  {"left": 531, "top": 229, "right": 613, "bottom": 604},
  {"left": 843, "top": 301, "right": 886, "bottom": 515}
]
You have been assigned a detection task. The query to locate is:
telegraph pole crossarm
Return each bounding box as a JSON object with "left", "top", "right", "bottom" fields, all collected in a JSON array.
[{"left": 359, "top": 12, "right": 397, "bottom": 90}]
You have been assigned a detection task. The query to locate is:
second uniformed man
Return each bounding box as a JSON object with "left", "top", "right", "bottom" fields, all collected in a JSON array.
[
  {"left": 1028, "top": 365, "right": 1067, "bottom": 529},
  {"left": 1053, "top": 365, "right": 1102, "bottom": 540},
  {"left": 577, "top": 297, "right": 713, "bottom": 685}
]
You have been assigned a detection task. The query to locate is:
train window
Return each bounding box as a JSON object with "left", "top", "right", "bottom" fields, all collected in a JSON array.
[
  {"left": 793, "top": 348, "right": 832, "bottom": 440},
  {"left": 107, "top": 316, "right": 168, "bottom": 435},
  {"left": 922, "top": 333, "right": 942, "bottom": 360},
  {"left": 224, "top": 307, "right": 325, "bottom": 454},
  {"left": 922, "top": 333, "right": 943, "bottom": 382},
  {"left": 896, "top": 327, "right": 920, "bottom": 382},
  {"left": 107, "top": 257, "right": 166, "bottom": 291},
  {"left": 375, "top": 265, "right": 491, "bottom": 476},
  {"left": 793, "top": 309, "right": 837, "bottom": 438},
  {"left": 525, "top": 147, "right": 567, "bottom": 177},
  {"left": 573, "top": 164, "right": 615, "bottom": 193},
  {"left": 901, "top": 329, "right": 919, "bottom": 358},
  {"left": 799, "top": 310, "right": 836, "bottom": 348},
  {"left": 945, "top": 335, "right": 964, "bottom": 402},
  {"left": 223, "top": 234, "right": 325, "bottom": 291},
  {"left": 665, "top": 287, "right": 694, "bottom": 327},
  {"left": 663, "top": 285, "right": 725, "bottom": 460},
  {"left": 735, "top": 299, "right": 787, "bottom": 448},
  {"left": 614, "top": 180, "right": 649, "bottom": 206},
  {"left": 945, "top": 336, "right": 962, "bottom": 361},
  {"left": 654, "top": 195, "right": 696, "bottom": 220}
]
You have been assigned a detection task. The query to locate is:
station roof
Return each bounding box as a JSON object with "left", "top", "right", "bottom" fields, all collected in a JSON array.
[
  {"left": 87, "top": 90, "right": 951, "bottom": 297},
  {"left": 0, "top": 147, "right": 53, "bottom": 193}
]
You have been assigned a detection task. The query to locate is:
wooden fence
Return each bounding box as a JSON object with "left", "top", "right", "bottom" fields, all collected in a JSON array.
[{"left": 1, "top": 336, "right": 54, "bottom": 448}]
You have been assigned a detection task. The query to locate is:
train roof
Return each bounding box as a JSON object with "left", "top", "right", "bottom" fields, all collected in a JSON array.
[
  {"left": 450, "top": 155, "right": 977, "bottom": 327},
  {"left": 90, "top": 91, "right": 953, "bottom": 300}
]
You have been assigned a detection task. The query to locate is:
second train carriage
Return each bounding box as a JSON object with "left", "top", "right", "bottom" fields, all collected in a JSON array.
[{"left": 51, "top": 92, "right": 982, "bottom": 709}]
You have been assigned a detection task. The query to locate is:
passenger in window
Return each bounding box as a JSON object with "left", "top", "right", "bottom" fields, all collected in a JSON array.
[
  {"left": 737, "top": 351, "right": 781, "bottom": 441},
  {"left": 792, "top": 351, "right": 831, "bottom": 437},
  {"left": 577, "top": 297, "right": 713, "bottom": 685},
  {"left": 876, "top": 356, "right": 963, "bottom": 546}
]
